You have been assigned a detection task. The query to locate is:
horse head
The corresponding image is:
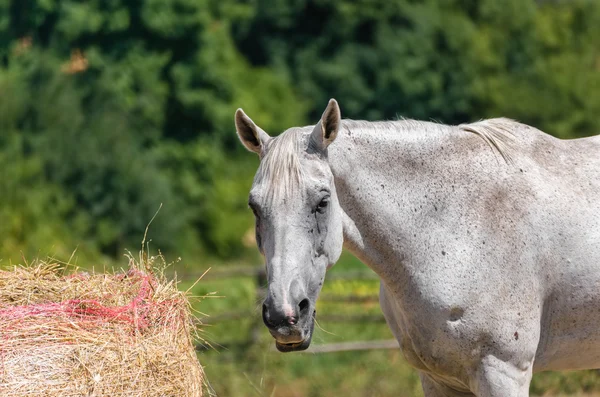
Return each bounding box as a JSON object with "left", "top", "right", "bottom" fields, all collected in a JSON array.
[{"left": 235, "top": 99, "right": 344, "bottom": 352}]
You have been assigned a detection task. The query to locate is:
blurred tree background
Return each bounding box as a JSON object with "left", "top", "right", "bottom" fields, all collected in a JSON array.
[
  {"left": 2, "top": 1, "right": 600, "bottom": 396},
  {"left": 1, "top": 0, "right": 599, "bottom": 264}
]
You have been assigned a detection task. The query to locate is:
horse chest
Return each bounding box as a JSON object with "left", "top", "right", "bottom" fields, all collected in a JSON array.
[{"left": 378, "top": 282, "right": 472, "bottom": 377}]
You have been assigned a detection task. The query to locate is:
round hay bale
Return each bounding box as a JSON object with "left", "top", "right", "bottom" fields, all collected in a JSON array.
[{"left": 0, "top": 261, "right": 204, "bottom": 396}]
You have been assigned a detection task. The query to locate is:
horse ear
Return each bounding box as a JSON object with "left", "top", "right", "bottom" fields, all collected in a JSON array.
[
  {"left": 310, "top": 98, "right": 341, "bottom": 152},
  {"left": 235, "top": 109, "right": 271, "bottom": 155}
]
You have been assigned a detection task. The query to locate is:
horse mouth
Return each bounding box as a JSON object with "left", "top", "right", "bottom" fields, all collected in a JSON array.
[
  {"left": 275, "top": 339, "right": 308, "bottom": 352},
  {"left": 275, "top": 332, "right": 312, "bottom": 352},
  {"left": 274, "top": 311, "right": 316, "bottom": 353}
]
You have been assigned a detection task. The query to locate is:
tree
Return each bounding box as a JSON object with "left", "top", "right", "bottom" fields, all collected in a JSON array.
[{"left": 233, "top": 0, "right": 600, "bottom": 137}]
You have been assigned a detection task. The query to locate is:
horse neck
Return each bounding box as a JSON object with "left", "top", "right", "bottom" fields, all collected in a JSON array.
[{"left": 328, "top": 120, "right": 453, "bottom": 280}]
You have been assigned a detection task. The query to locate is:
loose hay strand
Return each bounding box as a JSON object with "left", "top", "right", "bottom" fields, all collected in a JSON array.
[{"left": 0, "top": 256, "right": 205, "bottom": 397}]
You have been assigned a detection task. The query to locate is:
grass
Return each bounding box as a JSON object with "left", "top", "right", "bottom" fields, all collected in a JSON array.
[{"left": 182, "top": 250, "right": 600, "bottom": 396}]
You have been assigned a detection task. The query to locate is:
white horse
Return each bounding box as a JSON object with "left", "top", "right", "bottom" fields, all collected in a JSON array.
[{"left": 235, "top": 99, "right": 600, "bottom": 396}]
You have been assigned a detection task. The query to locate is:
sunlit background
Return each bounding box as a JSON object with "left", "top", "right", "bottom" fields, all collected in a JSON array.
[{"left": 1, "top": 1, "right": 600, "bottom": 396}]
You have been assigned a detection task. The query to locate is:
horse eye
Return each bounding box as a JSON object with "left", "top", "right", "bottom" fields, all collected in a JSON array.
[
  {"left": 256, "top": 230, "right": 263, "bottom": 252},
  {"left": 249, "top": 203, "right": 259, "bottom": 218}
]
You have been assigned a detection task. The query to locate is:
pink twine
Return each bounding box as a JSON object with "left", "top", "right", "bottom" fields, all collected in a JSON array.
[{"left": 0, "top": 270, "right": 179, "bottom": 332}]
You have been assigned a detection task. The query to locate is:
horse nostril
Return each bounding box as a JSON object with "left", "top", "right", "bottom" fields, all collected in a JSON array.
[
  {"left": 262, "top": 303, "right": 271, "bottom": 326},
  {"left": 298, "top": 298, "right": 310, "bottom": 314}
]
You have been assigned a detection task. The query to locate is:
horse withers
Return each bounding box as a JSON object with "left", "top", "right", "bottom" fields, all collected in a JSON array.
[{"left": 234, "top": 99, "right": 600, "bottom": 396}]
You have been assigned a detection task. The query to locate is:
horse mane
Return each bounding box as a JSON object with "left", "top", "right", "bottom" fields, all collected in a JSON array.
[
  {"left": 458, "top": 118, "right": 516, "bottom": 164},
  {"left": 254, "top": 127, "right": 306, "bottom": 204}
]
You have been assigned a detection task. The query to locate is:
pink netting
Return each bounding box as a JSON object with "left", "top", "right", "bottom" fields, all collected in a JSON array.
[
  {"left": 0, "top": 264, "right": 205, "bottom": 397},
  {"left": 0, "top": 269, "right": 182, "bottom": 332}
]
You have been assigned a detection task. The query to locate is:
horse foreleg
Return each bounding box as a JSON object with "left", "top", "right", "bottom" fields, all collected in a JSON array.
[{"left": 471, "top": 355, "right": 532, "bottom": 397}]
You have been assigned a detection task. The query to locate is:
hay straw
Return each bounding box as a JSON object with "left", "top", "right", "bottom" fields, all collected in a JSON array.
[{"left": 0, "top": 258, "right": 204, "bottom": 396}]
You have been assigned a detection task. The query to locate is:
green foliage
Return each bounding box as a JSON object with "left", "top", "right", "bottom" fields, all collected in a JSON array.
[
  {"left": 531, "top": 370, "right": 600, "bottom": 395},
  {"left": 470, "top": 0, "right": 600, "bottom": 138},
  {"left": 3, "top": 0, "right": 597, "bottom": 263},
  {"left": 234, "top": 0, "right": 600, "bottom": 136},
  {"left": 157, "top": 139, "right": 260, "bottom": 259},
  {"left": 0, "top": 132, "right": 83, "bottom": 263},
  {"left": 0, "top": 59, "right": 88, "bottom": 262},
  {"left": 0, "top": 0, "right": 306, "bottom": 261},
  {"left": 0, "top": 48, "right": 186, "bottom": 258},
  {"left": 0, "top": 0, "right": 598, "bottom": 262}
]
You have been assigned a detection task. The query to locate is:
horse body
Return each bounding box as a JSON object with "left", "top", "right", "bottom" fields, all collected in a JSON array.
[
  {"left": 330, "top": 119, "right": 600, "bottom": 390},
  {"left": 235, "top": 100, "right": 600, "bottom": 396}
]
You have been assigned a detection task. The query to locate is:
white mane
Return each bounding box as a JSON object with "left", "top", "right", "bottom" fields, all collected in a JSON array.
[{"left": 254, "top": 127, "right": 307, "bottom": 204}]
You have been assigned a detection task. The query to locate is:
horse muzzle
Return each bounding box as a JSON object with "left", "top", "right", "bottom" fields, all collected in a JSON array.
[
  {"left": 273, "top": 311, "right": 316, "bottom": 352},
  {"left": 262, "top": 305, "right": 316, "bottom": 352}
]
